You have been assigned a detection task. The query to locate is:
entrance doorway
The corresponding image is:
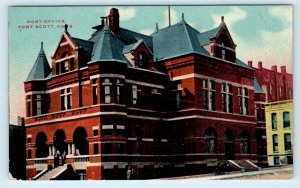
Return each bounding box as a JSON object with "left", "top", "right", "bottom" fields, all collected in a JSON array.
[{"left": 224, "top": 129, "right": 235, "bottom": 160}]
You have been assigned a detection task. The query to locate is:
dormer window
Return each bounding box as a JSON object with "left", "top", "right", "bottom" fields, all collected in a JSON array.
[
  {"left": 138, "top": 52, "right": 148, "bottom": 69},
  {"left": 222, "top": 49, "right": 226, "bottom": 60},
  {"left": 61, "top": 52, "right": 68, "bottom": 73}
]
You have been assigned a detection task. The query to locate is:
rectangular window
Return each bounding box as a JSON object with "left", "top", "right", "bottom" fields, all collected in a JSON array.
[
  {"left": 284, "top": 133, "right": 291, "bottom": 151},
  {"left": 61, "top": 88, "right": 72, "bottom": 110},
  {"left": 64, "top": 61, "right": 69, "bottom": 72},
  {"left": 238, "top": 87, "right": 249, "bottom": 115},
  {"left": 26, "top": 96, "right": 31, "bottom": 117},
  {"left": 92, "top": 79, "right": 98, "bottom": 105},
  {"left": 56, "top": 63, "right": 60, "bottom": 75},
  {"left": 132, "top": 85, "right": 138, "bottom": 106},
  {"left": 116, "top": 125, "right": 125, "bottom": 136},
  {"left": 273, "top": 134, "right": 278, "bottom": 152},
  {"left": 221, "top": 83, "right": 233, "bottom": 113},
  {"left": 116, "top": 143, "right": 124, "bottom": 154},
  {"left": 175, "top": 83, "right": 182, "bottom": 109},
  {"left": 27, "top": 137, "right": 31, "bottom": 143},
  {"left": 36, "top": 95, "right": 42, "bottom": 115},
  {"left": 102, "top": 125, "right": 113, "bottom": 136},
  {"left": 272, "top": 113, "right": 277, "bottom": 130},
  {"left": 70, "top": 58, "right": 74, "bottom": 71},
  {"left": 116, "top": 79, "right": 122, "bottom": 103},
  {"left": 103, "top": 79, "right": 111, "bottom": 104},
  {"left": 94, "top": 143, "right": 99, "bottom": 154},
  {"left": 222, "top": 49, "right": 226, "bottom": 60},
  {"left": 203, "top": 79, "right": 215, "bottom": 111},
  {"left": 93, "top": 129, "right": 99, "bottom": 136},
  {"left": 283, "top": 112, "right": 290, "bottom": 128}
]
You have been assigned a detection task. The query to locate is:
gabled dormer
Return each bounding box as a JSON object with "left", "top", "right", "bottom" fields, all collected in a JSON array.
[
  {"left": 200, "top": 16, "right": 236, "bottom": 63},
  {"left": 123, "top": 39, "right": 153, "bottom": 69},
  {"left": 52, "top": 24, "right": 93, "bottom": 76}
]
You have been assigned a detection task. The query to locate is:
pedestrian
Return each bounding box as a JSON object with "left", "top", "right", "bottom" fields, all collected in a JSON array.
[
  {"left": 54, "top": 150, "right": 60, "bottom": 167},
  {"left": 62, "top": 151, "right": 66, "bottom": 165},
  {"left": 126, "top": 166, "right": 132, "bottom": 180}
]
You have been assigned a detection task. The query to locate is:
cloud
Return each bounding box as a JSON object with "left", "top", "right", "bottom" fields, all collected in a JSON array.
[
  {"left": 104, "top": 7, "right": 136, "bottom": 21},
  {"left": 237, "top": 6, "right": 292, "bottom": 72}
]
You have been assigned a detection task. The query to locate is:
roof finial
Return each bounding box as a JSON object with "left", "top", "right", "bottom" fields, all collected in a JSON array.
[
  {"left": 221, "top": 16, "right": 224, "bottom": 22},
  {"left": 64, "top": 24, "right": 68, "bottom": 32},
  {"left": 41, "top": 42, "right": 43, "bottom": 50},
  {"left": 155, "top": 22, "right": 159, "bottom": 32},
  {"left": 182, "top": 13, "right": 185, "bottom": 22}
]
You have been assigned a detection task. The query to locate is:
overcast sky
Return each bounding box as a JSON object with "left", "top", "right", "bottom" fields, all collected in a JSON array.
[{"left": 8, "top": 5, "right": 292, "bottom": 124}]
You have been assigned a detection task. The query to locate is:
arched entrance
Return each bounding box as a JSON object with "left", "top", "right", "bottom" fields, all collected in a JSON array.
[
  {"left": 224, "top": 129, "right": 235, "bottom": 160},
  {"left": 35, "top": 132, "right": 48, "bottom": 158},
  {"left": 73, "top": 126, "right": 88, "bottom": 155},
  {"left": 54, "top": 129, "right": 67, "bottom": 154}
]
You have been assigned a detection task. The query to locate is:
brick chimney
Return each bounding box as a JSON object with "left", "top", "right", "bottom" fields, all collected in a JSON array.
[
  {"left": 271, "top": 65, "right": 277, "bottom": 72},
  {"left": 258, "top": 61, "right": 262, "bottom": 69},
  {"left": 281, "top": 66, "right": 286, "bottom": 74},
  {"left": 247, "top": 60, "right": 253, "bottom": 67},
  {"left": 108, "top": 8, "right": 120, "bottom": 35}
]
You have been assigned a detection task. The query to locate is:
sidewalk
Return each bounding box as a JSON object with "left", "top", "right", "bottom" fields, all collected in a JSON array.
[{"left": 160, "top": 166, "right": 293, "bottom": 180}]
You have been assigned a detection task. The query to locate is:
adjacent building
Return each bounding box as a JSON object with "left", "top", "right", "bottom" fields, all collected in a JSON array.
[
  {"left": 265, "top": 100, "right": 293, "bottom": 166},
  {"left": 24, "top": 8, "right": 276, "bottom": 180},
  {"left": 9, "top": 117, "right": 26, "bottom": 180}
]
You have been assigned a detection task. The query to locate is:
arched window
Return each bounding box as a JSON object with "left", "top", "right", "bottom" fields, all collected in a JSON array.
[
  {"left": 54, "top": 129, "right": 67, "bottom": 154},
  {"left": 35, "top": 132, "right": 48, "bottom": 158},
  {"left": 138, "top": 51, "right": 148, "bottom": 69},
  {"left": 204, "top": 128, "right": 216, "bottom": 153},
  {"left": 240, "top": 130, "right": 250, "bottom": 154},
  {"left": 73, "top": 127, "right": 89, "bottom": 155}
]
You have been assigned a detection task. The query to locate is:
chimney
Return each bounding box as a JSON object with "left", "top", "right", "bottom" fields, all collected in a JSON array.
[
  {"left": 258, "top": 61, "right": 263, "bottom": 69},
  {"left": 108, "top": 8, "right": 120, "bottom": 35},
  {"left": 281, "top": 66, "right": 286, "bottom": 74},
  {"left": 247, "top": 60, "right": 253, "bottom": 67},
  {"left": 271, "top": 65, "right": 277, "bottom": 72}
]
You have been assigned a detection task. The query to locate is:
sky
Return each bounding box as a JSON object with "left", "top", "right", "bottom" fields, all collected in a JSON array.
[{"left": 8, "top": 5, "right": 293, "bottom": 124}]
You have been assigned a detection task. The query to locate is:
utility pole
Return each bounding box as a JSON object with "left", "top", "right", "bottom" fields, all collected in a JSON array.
[{"left": 168, "top": 6, "right": 171, "bottom": 26}]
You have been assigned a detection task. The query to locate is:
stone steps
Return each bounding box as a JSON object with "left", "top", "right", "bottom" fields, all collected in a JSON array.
[{"left": 38, "top": 165, "right": 67, "bottom": 180}]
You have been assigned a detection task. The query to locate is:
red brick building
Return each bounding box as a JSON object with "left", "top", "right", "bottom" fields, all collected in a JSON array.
[
  {"left": 25, "top": 8, "right": 268, "bottom": 180},
  {"left": 247, "top": 61, "right": 293, "bottom": 167}
]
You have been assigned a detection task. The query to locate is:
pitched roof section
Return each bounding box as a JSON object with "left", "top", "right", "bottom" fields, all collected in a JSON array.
[
  {"left": 26, "top": 42, "right": 51, "bottom": 82},
  {"left": 198, "top": 23, "right": 224, "bottom": 46},
  {"left": 122, "top": 39, "right": 144, "bottom": 54},
  {"left": 89, "top": 23, "right": 129, "bottom": 65},
  {"left": 152, "top": 19, "right": 209, "bottom": 61},
  {"left": 236, "top": 58, "right": 253, "bottom": 70},
  {"left": 72, "top": 37, "right": 94, "bottom": 55},
  {"left": 254, "top": 77, "right": 265, "bottom": 94}
]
